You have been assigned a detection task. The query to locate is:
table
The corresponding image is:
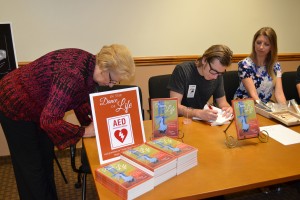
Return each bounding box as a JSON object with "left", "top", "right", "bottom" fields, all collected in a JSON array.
[{"left": 84, "top": 116, "right": 300, "bottom": 199}]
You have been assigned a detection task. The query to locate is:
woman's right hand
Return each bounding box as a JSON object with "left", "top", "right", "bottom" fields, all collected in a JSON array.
[{"left": 83, "top": 122, "right": 95, "bottom": 138}]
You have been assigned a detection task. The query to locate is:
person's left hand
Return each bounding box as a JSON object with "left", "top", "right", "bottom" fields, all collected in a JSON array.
[
  {"left": 222, "top": 106, "right": 234, "bottom": 119},
  {"left": 83, "top": 122, "right": 95, "bottom": 138}
]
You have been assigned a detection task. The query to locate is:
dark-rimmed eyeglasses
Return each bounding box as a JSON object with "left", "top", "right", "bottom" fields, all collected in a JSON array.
[
  {"left": 109, "top": 72, "right": 119, "bottom": 85},
  {"left": 208, "top": 62, "right": 226, "bottom": 76}
]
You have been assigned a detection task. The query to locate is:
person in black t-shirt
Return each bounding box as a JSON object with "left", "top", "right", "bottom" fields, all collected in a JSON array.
[{"left": 168, "top": 44, "right": 233, "bottom": 122}]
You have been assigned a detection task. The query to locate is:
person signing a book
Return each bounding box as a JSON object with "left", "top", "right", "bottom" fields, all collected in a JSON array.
[
  {"left": 233, "top": 27, "right": 286, "bottom": 105},
  {"left": 168, "top": 44, "right": 233, "bottom": 122},
  {"left": 0, "top": 44, "right": 135, "bottom": 200}
]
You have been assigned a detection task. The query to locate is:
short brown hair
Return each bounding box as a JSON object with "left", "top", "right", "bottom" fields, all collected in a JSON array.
[{"left": 196, "top": 44, "right": 233, "bottom": 67}]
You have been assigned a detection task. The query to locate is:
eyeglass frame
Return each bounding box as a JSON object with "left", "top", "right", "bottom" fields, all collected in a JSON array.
[
  {"left": 207, "top": 62, "right": 226, "bottom": 76},
  {"left": 108, "top": 72, "right": 120, "bottom": 85}
]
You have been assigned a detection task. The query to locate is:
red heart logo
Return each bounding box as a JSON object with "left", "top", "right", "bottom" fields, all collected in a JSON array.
[{"left": 114, "top": 129, "right": 128, "bottom": 143}]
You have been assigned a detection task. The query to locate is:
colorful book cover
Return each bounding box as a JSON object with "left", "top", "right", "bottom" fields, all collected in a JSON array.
[
  {"left": 120, "top": 143, "right": 176, "bottom": 175},
  {"left": 90, "top": 87, "right": 145, "bottom": 164},
  {"left": 151, "top": 98, "right": 178, "bottom": 138},
  {"left": 232, "top": 98, "right": 260, "bottom": 140},
  {"left": 95, "top": 159, "right": 154, "bottom": 199},
  {"left": 146, "top": 136, "right": 197, "bottom": 158}
]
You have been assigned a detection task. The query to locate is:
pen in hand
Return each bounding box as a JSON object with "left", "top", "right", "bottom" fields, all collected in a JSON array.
[
  {"left": 207, "top": 104, "right": 213, "bottom": 110},
  {"left": 206, "top": 104, "right": 218, "bottom": 121}
]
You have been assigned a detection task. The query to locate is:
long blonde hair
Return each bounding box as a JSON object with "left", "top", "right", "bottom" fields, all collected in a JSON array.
[{"left": 96, "top": 44, "right": 135, "bottom": 80}]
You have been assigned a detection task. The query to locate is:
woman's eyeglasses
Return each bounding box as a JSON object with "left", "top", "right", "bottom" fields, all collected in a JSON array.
[{"left": 109, "top": 72, "right": 119, "bottom": 85}]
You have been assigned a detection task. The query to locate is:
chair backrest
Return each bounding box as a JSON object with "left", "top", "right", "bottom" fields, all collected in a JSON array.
[
  {"left": 223, "top": 70, "right": 239, "bottom": 105},
  {"left": 148, "top": 74, "right": 171, "bottom": 119},
  {"left": 148, "top": 74, "right": 171, "bottom": 99},
  {"left": 282, "top": 71, "right": 300, "bottom": 104},
  {"left": 95, "top": 85, "right": 144, "bottom": 120}
]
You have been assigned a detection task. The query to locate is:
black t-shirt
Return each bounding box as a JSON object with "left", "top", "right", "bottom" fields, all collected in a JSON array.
[{"left": 167, "top": 61, "right": 225, "bottom": 109}]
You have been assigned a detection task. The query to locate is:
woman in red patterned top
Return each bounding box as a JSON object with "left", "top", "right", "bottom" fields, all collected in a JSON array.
[{"left": 0, "top": 44, "right": 135, "bottom": 200}]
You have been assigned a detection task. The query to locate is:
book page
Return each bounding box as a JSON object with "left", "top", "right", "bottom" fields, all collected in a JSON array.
[
  {"left": 192, "top": 104, "right": 232, "bottom": 126},
  {"left": 260, "top": 124, "right": 300, "bottom": 145}
]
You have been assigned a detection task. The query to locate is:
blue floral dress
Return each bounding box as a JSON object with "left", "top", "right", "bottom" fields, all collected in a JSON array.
[{"left": 233, "top": 57, "right": 282, "bottom": 103}]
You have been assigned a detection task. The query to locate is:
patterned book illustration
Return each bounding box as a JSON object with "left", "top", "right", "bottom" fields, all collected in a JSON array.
[
  {"left": 232, "top": 98, "right": 259, "bottom": 140},
  {"left": 120, "top": 143, "right": 176, "bottom": 175},
  {"left": 95, "top": 159, "right": 154, "bottom": 199},
  {"left": 147, "top": 136, "right": 197, "bottom": 158},
  {"left": 151, "top": 98, "right": 178, "bottom": 138}
]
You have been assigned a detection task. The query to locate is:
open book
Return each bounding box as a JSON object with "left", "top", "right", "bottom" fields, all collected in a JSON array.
[{"left": 192, "top": 104, "right": 232, "bottom": 126}]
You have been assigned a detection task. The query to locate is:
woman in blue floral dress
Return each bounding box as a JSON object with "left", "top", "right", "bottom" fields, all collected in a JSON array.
[{"left": 234, "top": 27, "right": 286, "bottom": 104}]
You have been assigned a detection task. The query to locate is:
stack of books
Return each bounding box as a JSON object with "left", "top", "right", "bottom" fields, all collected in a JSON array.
[
  {"left": 95, "top": 136, "right": 198, "bottom": 199},
  {"left": 147, "top": 136, "right": 198, "bottom": 175},
  {"left": 95, "top": 159, "right": 154, "bottom": 200},
  {"left": 91, "top": 89, "right": 198, "bottom": 199},
  {"left": 120, "top": 143, "right": 177, "bottom": 186}
]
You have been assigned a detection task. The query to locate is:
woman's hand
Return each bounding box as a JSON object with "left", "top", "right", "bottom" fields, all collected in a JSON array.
[{"left": 83, "top": 122, "right": 95, "bottom": 138}]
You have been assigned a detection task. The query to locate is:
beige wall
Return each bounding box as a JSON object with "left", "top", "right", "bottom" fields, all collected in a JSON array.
[
  {"left": 1, "top": 0, "right": 300, "bottom": 62},
  {"left": 1, "top": 0, "right": 300, "bottom": 156}
]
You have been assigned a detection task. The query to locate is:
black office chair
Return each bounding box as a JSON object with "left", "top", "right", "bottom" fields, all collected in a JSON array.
[
  {"left": 70, "top": 142, "right": 89, "bottom": 200},
  {"left": 148, "top": 74, "right": 171, "bottom": 119},
  {"left": 70, "top": 84, "right": 144, "bottom": 200},
  {"left": 282, "top": 71, "right": 300, "bottom": 104},
  {"left": 222, "top": 70, "right": 239, "bottom": 105}
]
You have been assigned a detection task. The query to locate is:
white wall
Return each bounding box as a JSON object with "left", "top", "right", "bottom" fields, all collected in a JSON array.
[{"left": 1, "top": 0, "right": 300, "bottom": 62}]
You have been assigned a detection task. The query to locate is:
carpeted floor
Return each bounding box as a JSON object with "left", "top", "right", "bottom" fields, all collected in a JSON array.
[
  {"left": 0, "top": 149, "right": 98, "bottom": 200},
  {"left": 1, "top": 149, "right": 300, "bottom": 200}
]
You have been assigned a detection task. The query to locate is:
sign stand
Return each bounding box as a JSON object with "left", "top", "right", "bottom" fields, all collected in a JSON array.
[{"left": 223, "top": 120, "right": 269, "bottom": 148}]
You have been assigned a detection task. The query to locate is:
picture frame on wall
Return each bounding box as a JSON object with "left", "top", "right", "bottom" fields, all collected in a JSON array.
[{"left": 0, "top": 22, "right": 18, "bottom": 80}]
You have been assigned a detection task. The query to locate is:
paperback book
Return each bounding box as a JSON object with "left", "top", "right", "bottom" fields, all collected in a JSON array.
[
  {"left": 120, "top": 143, "right": 177, "bottom": 186},
  {"left": 95, "top": 159, "right": 154, "bottom": 200},
  {"left": 147, "top": 136, "right": 198, "bottom": 175},
  {"left": 151, "top": 98, "right": 179, "bottom": 138},
  {"left": 232, "top": 98, "right": 260, "bottom": 140}
]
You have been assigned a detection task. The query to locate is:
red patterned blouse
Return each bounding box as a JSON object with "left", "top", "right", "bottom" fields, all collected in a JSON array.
[{"left": 0, "top": 48, "right": 96, "bottom": 149}]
